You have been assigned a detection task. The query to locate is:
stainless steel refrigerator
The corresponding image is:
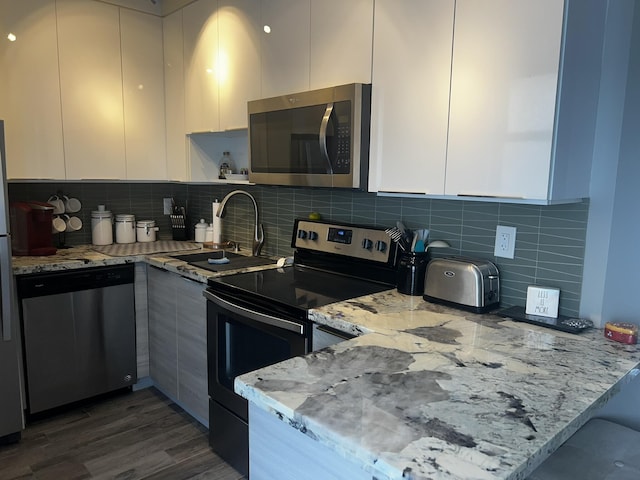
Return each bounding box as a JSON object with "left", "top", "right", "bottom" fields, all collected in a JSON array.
[{"left": 0, "top": 119, "right": 24, "bottom": 442}]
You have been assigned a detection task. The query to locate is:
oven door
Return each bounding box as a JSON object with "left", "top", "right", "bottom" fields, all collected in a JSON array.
[
  {"left": 204, "top": 288, "right": 309, "bottom": 476},
  {"left": 205, "top": 288, "right": 309, "bottom": 419}
]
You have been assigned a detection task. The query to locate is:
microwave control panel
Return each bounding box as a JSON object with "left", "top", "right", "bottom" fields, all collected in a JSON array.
[
  {"left": 332, "top": 103, "right": 351, "bottom": 174},
  {"left": 293, "top": 219, "right": 391, "bottom": 264}
]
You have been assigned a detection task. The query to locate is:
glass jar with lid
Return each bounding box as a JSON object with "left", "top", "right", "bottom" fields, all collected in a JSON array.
[{"left": 115, "top": 214, "right": 136, "bottom": 244}]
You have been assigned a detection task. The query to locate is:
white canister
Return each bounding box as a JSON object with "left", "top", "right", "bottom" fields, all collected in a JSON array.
[
  {"left": 194, "top": 219, "right": 207, "bottom": 243},
  {"left": 91, "top": 209, "right": 113, "bottom": 245},
  {"left": 205, "top": 224, "right": 214, "bottom": 243},
  {"left": 115, "top": 214, "right": 136, "bottom": 244},
  {"left": 136, "top": 220, "right": 158, "bottom": 242}
]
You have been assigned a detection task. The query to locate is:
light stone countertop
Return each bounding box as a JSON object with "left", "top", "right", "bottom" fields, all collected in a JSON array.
[
  {"left": 14, "top": 247, "right": 640, "bottom": 479},
  {"left": 236, "top": 290, "right": 640, "bottom": 480},
  {"left": 11, "top": 243, "right": 281, "bottom": 282}
]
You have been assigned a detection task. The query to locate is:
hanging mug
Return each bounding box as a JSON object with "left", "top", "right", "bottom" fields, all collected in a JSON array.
[
  {"left": 52, "top": 216, "right": 66, "bottom": 234},
  {"left": 64, "top": 214, "right": 83, "bottom": 232},
  {"left": 47, "top": 195, "right": 65, "bottom": 214},
  {"left": 63, "top": 196, "right": 82, "bottom": 213}
]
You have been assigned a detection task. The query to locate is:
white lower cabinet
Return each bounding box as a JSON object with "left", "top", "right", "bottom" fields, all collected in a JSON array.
[
  {"left": 249, "top": 403, "right": 370, "bottom": 480},
  {"left": 147, "top": 266, "right": 208, "bottom": 426}
]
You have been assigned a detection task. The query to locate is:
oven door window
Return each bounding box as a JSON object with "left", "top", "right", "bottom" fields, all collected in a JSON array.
[
  {"left": 208, "top": 296, "right": 308, "bottom": 417},
  {"left": 217, "top": 313, "right": 301, "bottom": 391}
]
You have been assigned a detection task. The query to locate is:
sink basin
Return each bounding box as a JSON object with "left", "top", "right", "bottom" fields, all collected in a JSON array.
[{"left": 171, "top": 251, "right": 275, "bottom": 272}]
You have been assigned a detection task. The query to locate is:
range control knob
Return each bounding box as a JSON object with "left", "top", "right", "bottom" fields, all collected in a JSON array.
[
  {"left": 375, "top": 240, "right": 387, "bottom": 252},
  {"left": 297, "top": 229, "right": 308, "bottom": 239},
  {"left": 362, "top": 238, "right": 373, "bottom": 250},
  {"left": 308, "top": 231, "right": 318, "bottom": 241}
]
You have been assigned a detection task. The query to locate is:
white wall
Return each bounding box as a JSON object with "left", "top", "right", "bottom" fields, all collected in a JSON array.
[
  {"left": 586, "top": 1, "right": 640, "bottom": 425},
  {"left": 580, "top": 0, "right": 635, "bottom": 326}
]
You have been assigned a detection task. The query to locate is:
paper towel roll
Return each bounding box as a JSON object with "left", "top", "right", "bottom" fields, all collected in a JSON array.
[{"left": 212, "top": 201, "right": 223, "bottom": 244}]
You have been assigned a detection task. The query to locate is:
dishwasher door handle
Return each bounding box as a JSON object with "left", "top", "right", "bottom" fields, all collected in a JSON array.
[
  {"left": 204, "top": 289, "right": 304, "bottom": 335},
  {"left": 0, "top": 236, "right": 14, "bottom": 340}
]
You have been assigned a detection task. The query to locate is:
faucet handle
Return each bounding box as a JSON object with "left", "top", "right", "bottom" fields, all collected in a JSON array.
[{"left": 253, "top": 223, "right": 265, "bottom": 256}]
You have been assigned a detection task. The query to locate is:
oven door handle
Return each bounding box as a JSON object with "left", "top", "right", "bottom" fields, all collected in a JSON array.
[{"left": 204, "top": 290, "right": 305, "bottom": 335}]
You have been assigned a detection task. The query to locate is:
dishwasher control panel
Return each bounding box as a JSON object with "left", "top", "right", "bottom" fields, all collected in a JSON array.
[{"left": 16, "top": 264, "right": 135, "bottom": 298}]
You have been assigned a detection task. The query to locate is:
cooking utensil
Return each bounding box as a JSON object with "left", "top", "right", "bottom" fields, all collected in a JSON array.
[
  {"left": 384, "top": 228, "right": 407, "bottom": 251},
  {"left": 396, "top": 221, "right": 412, "bottom": 246},
  {"left": 425, "top": 240, "right": 450, "bottom": 251},
  {"left": 410, "top": 232, "right": 418, "bottom": 252}
]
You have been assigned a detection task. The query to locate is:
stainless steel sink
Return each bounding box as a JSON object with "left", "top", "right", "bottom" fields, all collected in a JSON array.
[{"left": 172, "top": 251, "right": 275, "bottom": 272}]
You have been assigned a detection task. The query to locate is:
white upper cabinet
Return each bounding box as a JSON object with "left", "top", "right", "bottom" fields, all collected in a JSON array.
[
  {"left": 56, "top": 0, "right": 126, "bottom": 180},
  {"left": 260, "top": 0, "right": 310, "bottom": 98},
  {"left": 445, "top": 0, "right": 607, "bottom": 202},
  {"left": 371, "top": 0, "right": 606, "bottom": 203},
  {"left": 163, "top": 10, "right": 188, "bottom": 181},
  {"left": 259, "top": 0, "right": 373, "bottom": 97},
  {"left": 183, "top": 0, "right": 220, "bottom": 133},
  {"left": 0, "top": 0, "right": 65, "bottom": 179},
  {"left": 368, "top": 0, "right": 454, "bottom": 195},
  {"left": 120, "top": 9, "right": 167, "bottom": 180},
  {"left": 218, "top": 0, "right": 261, "bottom": 130},
  {"left": 183, "top": 0, "right": 261, "bottom": 132},
  {"left": 309, "top": 0, "right": 373, "bottom": 90},
  {"left": 445, "top": 0, "right": 565, "bottom": 200}
]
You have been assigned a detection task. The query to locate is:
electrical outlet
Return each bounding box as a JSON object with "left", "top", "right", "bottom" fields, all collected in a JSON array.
[
  {"left": 494, "top": 225, "right": 516, "bottom": 259},
  {"left": 163, "top": 198, "right": 173, "bottom": 215}
]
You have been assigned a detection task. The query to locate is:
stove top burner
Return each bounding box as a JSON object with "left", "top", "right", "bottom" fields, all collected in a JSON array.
[
  {"left": 206, "top": 219, "right": 399, "bottom": 316},
  {"left": 211, "top": 265, "right": 393, "bottom": 311}
]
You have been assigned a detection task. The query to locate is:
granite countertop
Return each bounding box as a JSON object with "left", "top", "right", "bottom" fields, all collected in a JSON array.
[
  {"left": 11, "top": 243, "right": 280, "bottom": 283},
  {"left": 236, "top": 290, "right": 640, "bottom": 480}
]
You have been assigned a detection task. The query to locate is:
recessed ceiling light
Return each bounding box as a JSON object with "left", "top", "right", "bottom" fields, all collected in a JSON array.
[
  {"left": 7, "top": 33, "right": 16, "bottom": 42},
  {"left": 263, "top": 25, "right": 271, "bottom": 34}
]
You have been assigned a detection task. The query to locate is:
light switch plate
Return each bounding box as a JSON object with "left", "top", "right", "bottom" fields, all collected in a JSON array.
[
  {"left": 526, "top": 286, "right": 560, "bottom": 318},
  {"left": 163, "top": 197, "right": 173, "bottom": 215}
]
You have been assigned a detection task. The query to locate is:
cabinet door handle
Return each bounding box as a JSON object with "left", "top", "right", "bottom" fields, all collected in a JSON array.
[{"left": 0, "top": 237, "right": 14, "bottom": 341}]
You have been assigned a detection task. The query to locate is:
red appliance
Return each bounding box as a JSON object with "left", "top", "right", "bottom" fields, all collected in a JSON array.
[{"left": 9, "top": 202, "right": 57, "bottom": 256}]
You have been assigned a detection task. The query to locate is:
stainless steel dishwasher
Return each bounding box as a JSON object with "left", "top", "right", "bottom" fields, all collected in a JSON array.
[{"left": 16, "top": 264, "right": 136, "bottom": 414}]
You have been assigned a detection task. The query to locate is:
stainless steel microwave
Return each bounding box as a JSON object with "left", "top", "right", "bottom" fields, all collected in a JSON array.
[{"left": 248, "top": 83, "right": 371, "bottom": 190}]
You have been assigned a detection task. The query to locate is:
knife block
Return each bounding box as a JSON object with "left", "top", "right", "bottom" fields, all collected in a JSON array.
[{"left": 170, "top": 214, "right": 188, "bottom": 240}]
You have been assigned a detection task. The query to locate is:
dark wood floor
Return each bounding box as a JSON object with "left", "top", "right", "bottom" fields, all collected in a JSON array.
[{"left": 0, "top": 387, "right": 245, "bottom": 480}]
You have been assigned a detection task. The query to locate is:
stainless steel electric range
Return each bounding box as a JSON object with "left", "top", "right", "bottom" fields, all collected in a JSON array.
[{"left": 204, "top": 219, "right": 398, "bottom": 477}]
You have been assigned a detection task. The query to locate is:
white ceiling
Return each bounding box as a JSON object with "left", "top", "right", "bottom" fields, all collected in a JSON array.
[{"left": 95, "top": 0, "right": 197, "bottom": 17}]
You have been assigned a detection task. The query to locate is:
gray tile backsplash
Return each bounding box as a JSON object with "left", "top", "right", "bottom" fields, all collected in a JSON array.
[{"left": 8, "top": 182, "right": 588, "bottom": 316}]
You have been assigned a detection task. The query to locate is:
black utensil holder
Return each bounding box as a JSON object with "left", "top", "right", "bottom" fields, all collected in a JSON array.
[{"left": 397, "top": 251, "right": 430, "bottom": 296}]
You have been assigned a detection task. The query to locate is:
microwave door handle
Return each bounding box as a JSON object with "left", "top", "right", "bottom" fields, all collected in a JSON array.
[{"left": 319, "top": 103, "right": 334, "bottom": 174}]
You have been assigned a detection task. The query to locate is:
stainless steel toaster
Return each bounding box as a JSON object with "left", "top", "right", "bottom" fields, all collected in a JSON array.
[{"left": 423, "top": 257, "right": 500, "bottom": 312}]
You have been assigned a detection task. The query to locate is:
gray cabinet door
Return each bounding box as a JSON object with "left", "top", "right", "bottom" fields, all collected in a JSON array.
[
  {"left": 176, "top": 276, "right": 208, "bottom": 425},
  {"left": 147, "top": 266, "right": 178, "bottom": 400}
]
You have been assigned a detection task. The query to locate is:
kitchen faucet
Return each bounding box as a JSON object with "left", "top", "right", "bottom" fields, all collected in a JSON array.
[{"left": 216, "top": 190, "right": 265, "bottom": 256}]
